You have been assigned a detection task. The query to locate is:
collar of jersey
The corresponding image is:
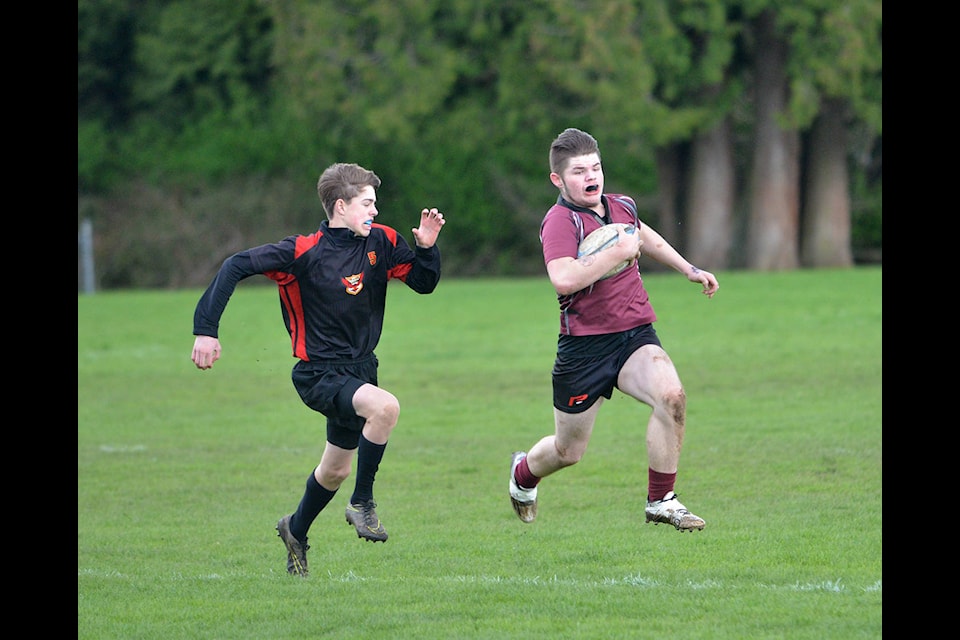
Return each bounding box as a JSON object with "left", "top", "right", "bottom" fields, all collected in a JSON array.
[
  {"left": 320, "top": 222, "right": 366, "bottom": 245},
  {"left": 558, "top": 194, "right": 609, "bottom": 226}
]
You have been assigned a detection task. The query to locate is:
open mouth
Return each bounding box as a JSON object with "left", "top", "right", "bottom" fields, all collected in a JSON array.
[{"left": 586, "top": 185, "right": 599, "bottom": 193}]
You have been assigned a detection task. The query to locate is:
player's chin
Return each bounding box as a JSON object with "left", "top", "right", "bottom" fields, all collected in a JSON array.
[{"left": 577, "top": 196, "right": 601, "bottom": 208}]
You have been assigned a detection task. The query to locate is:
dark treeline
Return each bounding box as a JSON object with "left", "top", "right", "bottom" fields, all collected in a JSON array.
[{"left": 78, "top": 0, "right": 881, "bottom": 289}]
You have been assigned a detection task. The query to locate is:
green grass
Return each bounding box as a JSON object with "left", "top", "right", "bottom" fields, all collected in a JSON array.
[{"left": 78, "top": 267, "right": 882, "bottom": 639}]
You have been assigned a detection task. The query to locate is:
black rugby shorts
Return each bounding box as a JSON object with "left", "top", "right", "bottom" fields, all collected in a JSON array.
[
  {"left": 291, "top": 354, "right": 378, "bottom": 449},
  {"left": 552, "top": 324, "right": 661, "bottom": 414}
]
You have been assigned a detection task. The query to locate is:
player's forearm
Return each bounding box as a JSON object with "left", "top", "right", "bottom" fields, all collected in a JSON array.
[{"left": 638, "top": 227, "right": 693, "bottom": 274}]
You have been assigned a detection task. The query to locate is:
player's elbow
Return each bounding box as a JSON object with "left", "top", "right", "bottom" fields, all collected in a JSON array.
[
  {"left": 547, "top": 261, "right": 582, "bottom": 296},
  {"left": 553, "top": 273, "right": 594, "bottom": 297}
]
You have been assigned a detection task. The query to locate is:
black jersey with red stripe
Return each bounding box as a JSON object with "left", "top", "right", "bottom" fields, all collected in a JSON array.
[{"left": 193, "top": 221, "right": 441, "bottom": 361}]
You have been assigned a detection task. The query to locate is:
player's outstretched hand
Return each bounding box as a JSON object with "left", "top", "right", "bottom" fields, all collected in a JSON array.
[
  {"left": 412, "top": 208, "right": 445, "bottom": 248},
  {"left": 688, "top": 267, "right": 719, "bottom": 298}
]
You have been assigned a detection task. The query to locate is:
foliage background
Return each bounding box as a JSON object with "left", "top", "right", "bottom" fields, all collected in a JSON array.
[{"left": 78, "top": 0, "right": 881, "bottom": 289}]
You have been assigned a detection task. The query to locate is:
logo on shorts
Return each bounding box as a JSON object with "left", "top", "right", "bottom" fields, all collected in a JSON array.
[
  {"left": 567, "top": 393, "right": 589, "bottom": 407},
  {"left": 342, "top": 273, "right": 364, "bottom": 295}
]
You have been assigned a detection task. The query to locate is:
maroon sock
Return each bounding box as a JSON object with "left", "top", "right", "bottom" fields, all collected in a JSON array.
[
  {"left": 514, "top": 456, "right": 541, "bottom": 490},
  {"left": 647, "top": 469, "right": 676, "bottom": 502}
]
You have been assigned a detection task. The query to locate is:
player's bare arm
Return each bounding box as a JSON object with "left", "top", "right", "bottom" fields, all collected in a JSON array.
[
  {"left": 549, "top": 225, "right": 642, "bottom": 296},
  {"left": 634, "top": 225, "right": 718, "bottom": 298}
]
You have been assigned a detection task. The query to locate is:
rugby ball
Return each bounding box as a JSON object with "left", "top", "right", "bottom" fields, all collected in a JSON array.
[{"left": 577, "top": 223, "right": 637, "bottom": 279}]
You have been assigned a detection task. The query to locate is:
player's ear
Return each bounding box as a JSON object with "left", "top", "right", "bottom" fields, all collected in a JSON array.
[{"left": 549, "top": 173, "right": 563, "bottom": 189}]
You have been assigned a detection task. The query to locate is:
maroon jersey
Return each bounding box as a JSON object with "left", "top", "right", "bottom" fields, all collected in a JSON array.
[
  {"left": 540, "top": 194, "right": 656, "bottom": 336},
  {"left": 193, "top": 221, "right": 440, "bottom": 361}
]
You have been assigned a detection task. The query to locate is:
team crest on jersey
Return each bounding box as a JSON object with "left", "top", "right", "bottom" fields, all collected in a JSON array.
[
  {"left": 367, "top": 251, "right": 377, "bottom": 266},
  {"left": 342, "top": 273, "right": 364, "bottom": 295}
]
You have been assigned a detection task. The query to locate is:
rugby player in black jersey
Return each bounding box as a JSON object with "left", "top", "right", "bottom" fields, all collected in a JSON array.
[{"left": 192, "top": 162, "right": 445, "bottom": 576}]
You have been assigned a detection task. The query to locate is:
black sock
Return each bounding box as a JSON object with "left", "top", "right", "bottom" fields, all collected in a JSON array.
[
  {"left": 351, "top": 434, "right": 387, "bottom": 505},
  {"left": 290, "top": 472, "right": 336, "bottom": 541}
]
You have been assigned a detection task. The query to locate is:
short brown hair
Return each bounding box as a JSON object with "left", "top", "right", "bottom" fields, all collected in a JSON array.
[
  {"left": 549, "top": 128, "right": 601, "bottom": 175},
  {"left": 316, "top": 163, "right": 382, "bottom": 220}
]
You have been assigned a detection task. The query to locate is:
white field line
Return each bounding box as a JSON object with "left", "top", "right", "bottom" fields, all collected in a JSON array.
[{"left": 78, "top": 568, "right": 882, "bottom": 594}]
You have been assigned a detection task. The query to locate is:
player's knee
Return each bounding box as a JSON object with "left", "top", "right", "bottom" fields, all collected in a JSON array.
[
  {"left": 331, "top": 466, "right": 351, "bottom": 485},
  {"left": 320, "top": 463, "right": 351, "bottom": 486},
  {"left": 373, "top": 395, "right": 400, "bottom": 429},
  {"left": 662, "top": 386, "right": 687, "bottom": 425},
  {"left": 553, "top": 443, "right": 585, "bottom": 467}
]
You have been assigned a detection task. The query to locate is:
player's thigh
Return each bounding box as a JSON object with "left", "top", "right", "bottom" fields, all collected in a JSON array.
[
  {"left": 554, "top": 399, "right": 603, "bottom": 454},
  {"left": 321, "top": 440, "right": 354, "bottom": 468},
  {"left": 617, "top": 344, "right": 682, "bottom": 405}
]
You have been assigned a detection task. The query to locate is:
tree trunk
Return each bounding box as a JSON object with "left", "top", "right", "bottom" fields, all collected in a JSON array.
[
  {"left": 686, "top": 115, "right": 735, "bottom": 269},
  {"left": 801, "top": 97, "right": 853, "bottom": 267},
  {"left": 746, "top": 10, "right": 800, "bottom": 270},
  {"left": 654, "top": 145, "right": 681, "bottom": 248}
]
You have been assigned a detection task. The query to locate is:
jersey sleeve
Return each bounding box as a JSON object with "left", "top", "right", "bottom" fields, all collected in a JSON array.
[
  {"left": 192, "top": 238, "right": 297, "bottom": 337},
  {"left": 540, "top": 206, "right": 581, "bottom": 265},
  {"left": 403, "top": 244, "right": 441, "bottom": 293},
  {"left": 378, "top": 225, "right": 441, "bottom": 293}
]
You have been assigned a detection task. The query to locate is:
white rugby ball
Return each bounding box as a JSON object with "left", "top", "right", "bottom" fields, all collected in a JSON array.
[{"left": 577, "top": 223, "right": 637, "bottom": 279}]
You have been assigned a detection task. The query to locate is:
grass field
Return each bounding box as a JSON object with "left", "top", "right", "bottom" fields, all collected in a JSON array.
[{"left": 78, "top": 267, "right": 882, "bottom": 639}]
